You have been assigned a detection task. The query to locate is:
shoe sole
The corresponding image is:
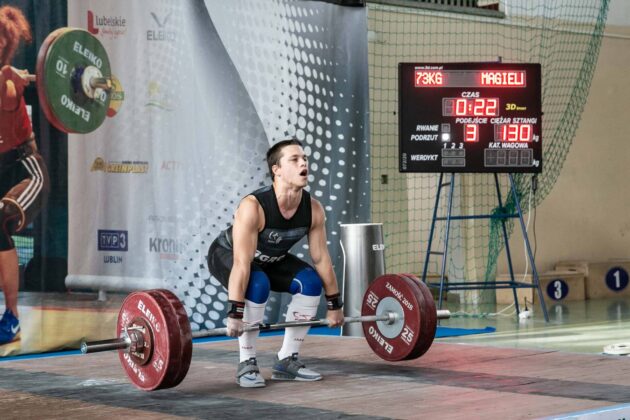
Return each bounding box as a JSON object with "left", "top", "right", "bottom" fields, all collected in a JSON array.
[
  {"left": 0, "top": 334, "right": 20, "bottom": 346},
  {"left": 271, "top": 371, "right": 322, "bottom": 381},
  {"left": 237, "top": 379, "right": 266, "bottom": 388},
  {"left": 236, "top": 372, "right": 266, "bottom": 388}
]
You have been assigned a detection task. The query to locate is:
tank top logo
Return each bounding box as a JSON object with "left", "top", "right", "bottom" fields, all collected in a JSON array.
[
  {"left": 254, "top": 250, "right": 286, "bottom": 263},
  {"left": 267, "top": 231, "right": 282, "bottom": 244}
]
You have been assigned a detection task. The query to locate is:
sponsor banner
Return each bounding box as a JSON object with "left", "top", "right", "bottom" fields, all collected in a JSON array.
[
  {"left": 87, "top": 10, "right": 127, "bottom": 39},
  {"left": 67, "top": 0, "right": 370, "bottom": 331},
  {"left": 90, "top": 157, "right": 149, "bottom": 174},
  {"left": 97, "top": 229, "right": 128, "bottom": 251}
]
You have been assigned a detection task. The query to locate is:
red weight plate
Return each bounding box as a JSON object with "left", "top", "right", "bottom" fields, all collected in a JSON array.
[
  {"left": 117, "top": 291, "right": 182, "bottom": 391},
  {"left": 144, "top": 290, "right": 184, "bottom": 390},
  {"left": 361, "top": 273, "right": 425, "bottom": 361},
  {"left": 36, "top": 27, "right": 71, "bottom": 133},
  {"left": 397, "top": 274, "right": 438, "bottom": 360},
  {"left": 152, "top": 289, "right": 193, "bottom": 389}
]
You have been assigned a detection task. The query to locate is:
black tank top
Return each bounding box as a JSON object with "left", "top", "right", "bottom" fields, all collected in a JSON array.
[{"left": 217, "top": 185, "right": 312, "bottom": 265}]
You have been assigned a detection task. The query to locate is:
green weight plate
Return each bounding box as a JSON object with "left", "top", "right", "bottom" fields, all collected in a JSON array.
[
  {"left": 36, "top": 27, "right": 70, "bottom": 132},
  {"left": 37, "top": 28, "right": 111, "bottom": 133}
]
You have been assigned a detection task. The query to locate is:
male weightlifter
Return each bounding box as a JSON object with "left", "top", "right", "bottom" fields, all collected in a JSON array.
[
  {"left": 0, "top": 6, "right": 49, "bottom": 345},
  {"left": 207, "top": 138, "right": 344, "bottom": 388}
]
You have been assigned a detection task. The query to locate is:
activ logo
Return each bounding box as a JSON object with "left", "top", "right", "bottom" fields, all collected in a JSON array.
[
  {"left": 161, "top": 160, "right": 182, "bottom": 171},
  {"left": 98, "top": 230, "right": 128, "bottom": 251},
  {"left": 87, "top": 10, "right": 127, "bottom": 38}
]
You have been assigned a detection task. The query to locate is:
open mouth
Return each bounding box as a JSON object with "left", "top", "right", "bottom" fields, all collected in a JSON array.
[{"left": 300, "top": 169, "right": 308, "bottom": 177}]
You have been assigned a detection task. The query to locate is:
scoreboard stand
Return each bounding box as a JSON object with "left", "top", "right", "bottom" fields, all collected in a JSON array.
[
  {"left": 420, "top": 172, "right": 549, "bottom": 322},
  {"left": 399, "top": 62, "right": 548, "bottom": 321}
]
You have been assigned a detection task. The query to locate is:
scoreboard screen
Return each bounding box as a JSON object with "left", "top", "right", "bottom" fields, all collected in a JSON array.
[{"left": 399, "top": 62, "right": 542, "bottom": 173}]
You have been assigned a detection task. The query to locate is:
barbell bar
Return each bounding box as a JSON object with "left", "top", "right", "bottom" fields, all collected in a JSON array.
[
  {"left": 22, "top": 71, "right": 110, "bottom": 90},
  {"left": 18, "top": 65, "right": 113, "bottom": 104},
  {"left": 79, "top": 273, "right": 449, "bottom": 391},
  {"left": 81, "top": 309, "right": 450, "bottom": 355}
]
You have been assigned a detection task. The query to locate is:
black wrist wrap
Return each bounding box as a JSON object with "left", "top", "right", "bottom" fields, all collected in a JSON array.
[
  {"left": 227, "top": 300, "right": 245, "bottom": 319},
  {"left": 325, "top": 293, "right": 343, "bottom": 310}
]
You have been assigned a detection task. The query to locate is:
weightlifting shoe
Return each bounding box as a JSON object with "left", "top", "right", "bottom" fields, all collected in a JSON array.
[
  {"left": 0, "top": 309, "right": 20, "bottom": 345},
  {"left": 236, "top": 357, "right": 266, "bottom": 388},
  {"left": 271, "top": 353, "right": 322, "bottom": 381}
]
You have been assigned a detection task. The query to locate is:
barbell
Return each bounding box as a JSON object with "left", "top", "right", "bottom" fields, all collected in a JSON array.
[
  {"left": 80, "top": 273, "right": 450, "bottom": 391},
  {"left": 13, "top": 27, "right": 124, "bottom": 133}
]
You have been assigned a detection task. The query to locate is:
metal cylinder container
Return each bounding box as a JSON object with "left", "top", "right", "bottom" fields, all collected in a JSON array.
[{"left": 340, "top": 223, "right": 386, "bottom": 337}]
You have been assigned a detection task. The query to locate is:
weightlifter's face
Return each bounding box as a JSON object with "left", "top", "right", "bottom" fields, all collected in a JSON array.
[{"left": 274, "top": 144, "right": 309, "bottom": 188}]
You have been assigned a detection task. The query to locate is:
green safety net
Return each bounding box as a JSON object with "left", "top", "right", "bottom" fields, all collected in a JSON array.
[
  {"left": 13, "top": 235, "right": 34, "bottom": 266},
  {"left": 367, "top": 0, "right": 609, "bottom": 302}
]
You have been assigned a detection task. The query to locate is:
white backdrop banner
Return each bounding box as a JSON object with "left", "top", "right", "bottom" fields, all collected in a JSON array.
[{"left": 67, "top": 0, "right": 370, "bottom": 330}]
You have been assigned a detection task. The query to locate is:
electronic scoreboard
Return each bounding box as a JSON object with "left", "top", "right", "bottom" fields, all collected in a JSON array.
[{"left": 398, "top": 62, "right": 542, "bottom": 173}]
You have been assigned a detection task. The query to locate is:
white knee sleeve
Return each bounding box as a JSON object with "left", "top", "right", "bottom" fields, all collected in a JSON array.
[{"left": 278, "top": 293, "right": 320, "bottom": 360}]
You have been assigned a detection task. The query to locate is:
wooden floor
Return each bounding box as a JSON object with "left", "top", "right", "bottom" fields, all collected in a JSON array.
[{"left": 1, "top": 335, "right": 629, "bottom": 419}]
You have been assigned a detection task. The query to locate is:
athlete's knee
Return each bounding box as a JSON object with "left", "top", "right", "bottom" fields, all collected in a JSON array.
[
  {"left": 290, "top": 267, "right": 323, "bottom": 296},
  {"left": 0, "top": 199, "right": 21, "bottom": 251},
  {"left": 245, "top": 270, "right": 271, "bottom": 304}
]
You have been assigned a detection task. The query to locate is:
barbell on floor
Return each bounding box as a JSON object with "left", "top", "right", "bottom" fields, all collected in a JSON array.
[
  {"left": 80, "top": 273, "right": 450, "bottom": 391},
  {"left": 12, "top": 27, "right": 124, "bottom": 133},
  {"left": 84, "top": 311, "right": 403, "bottom": 352}
]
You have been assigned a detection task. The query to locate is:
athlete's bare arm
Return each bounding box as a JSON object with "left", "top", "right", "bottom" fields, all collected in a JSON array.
[
  {"left": 228, "top": 195, "right": 264, "bottom": 302},
  {"left": 226, "top": 195, "right": 264, "bottom": 336}
]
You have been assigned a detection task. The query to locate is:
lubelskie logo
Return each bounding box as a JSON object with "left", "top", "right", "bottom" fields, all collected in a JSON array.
[
  {"left": 87, "top": 10, "right": 127, "bottom": 38},
  {"left": 87, "top": 11, "right": 99, "bottom": 34},
  {"left": 98, "top": 230, "right": 128, "bottom": 251}
]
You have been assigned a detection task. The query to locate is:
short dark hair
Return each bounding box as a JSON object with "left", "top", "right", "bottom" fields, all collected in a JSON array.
[{"left": 266, "top": 138, "right": 303, "bottom": 180}]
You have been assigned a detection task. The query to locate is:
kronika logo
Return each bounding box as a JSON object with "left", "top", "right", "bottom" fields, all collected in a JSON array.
[
  {"left": 149, "top": 237, "right": 183, "bottom": 260},
  {"left": 147, "top": 11, "right": 176, "bottom": 42},
  {"left": 87, "top": 10, "right": 127, "bottom": 38}
]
